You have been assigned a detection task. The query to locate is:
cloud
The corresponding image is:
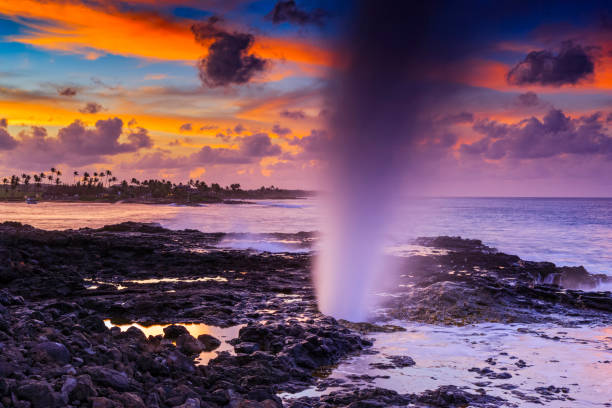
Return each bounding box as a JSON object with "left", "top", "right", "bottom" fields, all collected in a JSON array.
[
  {"left": 0, "top": 119, "right": 18, "bottom": 150},
  {"left": 169, "top": 137, "right": 193, "bottom": 146},
  {"left": 180, "top": 123, "right": 193, "bottom": 132},
  {"left": 237, "top": 133, "right": 282, "bottom": 157},
  {"left": 192, "top": 17, "right": 268, "bottom": 87},
  {"left": 267, "top": 0, "right": 327, "bottom": 26},
  {"left": 216, "top": 132, "right": 231, "bottom": 142},
  {"left": 200, "top": 124, "right": 218, "bottom": 131},
  {"left": 79, "top": 102, "right": 104, "bottom": 114},
  {"left": 280, "top": 109, "right": 306, "bottom": 119},
  {"left": 517, "top": 91, "right": 540, "bottom": 107},
  {"left": 461, "top": 109, "right": 612, "bottom": 160},
  {"left": 438, "top": 112, "right": 474, "bottom": 125},
  {"left": 507, "top": 41, "right": 596, "bottom": 86},
  {"left": 134, "top": 133, "right": 282, "bottom": 169},
  {"left": 1, "top": 118, "right": 153, "bottom": 167},
  {"left": 57, "top": 87, "right": 77, "bottom": 96},
  {"left": 287, "top": 129, "right": 330, "bottom": 159},
  {"left": 272, "top": 123, "right": 291, "bottom": 136},
  {"left": 234, "top": 124, "right": 245, "bottom": 134}
]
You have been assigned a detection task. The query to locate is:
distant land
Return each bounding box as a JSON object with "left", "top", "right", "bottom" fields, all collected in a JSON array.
[{"left": 1, "top": 169, "right": 313, "bottom": 204}]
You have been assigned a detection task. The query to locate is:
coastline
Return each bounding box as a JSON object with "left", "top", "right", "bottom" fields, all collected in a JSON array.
[{"left": 0, "top": 221, "right": 610, "bottom": 407}]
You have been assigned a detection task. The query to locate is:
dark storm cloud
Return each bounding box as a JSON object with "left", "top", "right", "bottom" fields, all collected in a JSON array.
[
  {"left": 192, "top": 17, "right": 267, "bottom": 87},
  {"left": 461, "top": 109, "right": 612, "bottom": 160},
  {"left": 280, "top": 109, "right": 306, "bottom": 120},
  {"left": 271, "top": 123, "right": 291, "bottom": 136},
  {"left": 179, "top": 123, "right": 193, "bottom": 132},
  {"left": 267, "top": 0, "right": 327, "bottom": 26},
  {"left": 517, "top": 91, "right": 540, "bottom": 107},
  {"left": 57, "top": 87, "right": 78, "bottom": 96},
  {"left": 507, "top": 41, "right": 596, "bottom": 86},
  {"left": 79, "top": 102, "right": 104, "bottom": 114}
]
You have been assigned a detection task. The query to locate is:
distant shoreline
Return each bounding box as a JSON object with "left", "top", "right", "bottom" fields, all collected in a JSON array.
[{"left": 0, "top": 194, "right": 311, "bottom": 205}]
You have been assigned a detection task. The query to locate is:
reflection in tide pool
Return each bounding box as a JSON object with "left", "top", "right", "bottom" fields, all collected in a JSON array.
[
  {"left": 103, "top": 320, "right": 244, "bottom": 365},
  {"left": 285, "top": 322, "right": 612, "bottom": 407}
]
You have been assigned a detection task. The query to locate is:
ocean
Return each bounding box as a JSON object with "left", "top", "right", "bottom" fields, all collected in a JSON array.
[{"left": 1, "top": 197, "right": 610, "bottom": 276}]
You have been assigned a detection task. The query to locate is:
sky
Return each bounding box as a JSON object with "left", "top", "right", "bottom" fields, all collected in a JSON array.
[{"left": 0, "top": 0, "right": 611, "bottom": 195}]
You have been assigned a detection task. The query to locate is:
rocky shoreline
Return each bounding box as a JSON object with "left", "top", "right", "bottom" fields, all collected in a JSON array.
[{"left": 0, "top": 222, "right": 610, "bottom": 407}]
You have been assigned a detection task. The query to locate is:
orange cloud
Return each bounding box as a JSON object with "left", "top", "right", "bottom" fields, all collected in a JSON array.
[{"left": 0, "top": 0, "right": 332, "bottom": 70}]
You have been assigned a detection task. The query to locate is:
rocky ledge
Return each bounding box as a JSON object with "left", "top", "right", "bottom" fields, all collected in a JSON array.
[{"left": 0, "top": 222, "right": 610, "bottom": 407}]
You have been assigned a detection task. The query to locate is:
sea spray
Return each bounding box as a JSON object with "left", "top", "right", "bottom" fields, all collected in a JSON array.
[{"left": 313, "top": 0, "right": 528, "bottom": 321}]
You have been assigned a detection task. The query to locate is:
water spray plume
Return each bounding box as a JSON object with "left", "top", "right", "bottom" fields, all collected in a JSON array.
[{"left": 314, "top": 0, "right": 527, "bottom": 321}]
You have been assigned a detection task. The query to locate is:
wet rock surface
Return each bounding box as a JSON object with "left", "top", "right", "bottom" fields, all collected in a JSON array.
[{"left": 0, "top": 222, "right": 610, "bottom": 407}]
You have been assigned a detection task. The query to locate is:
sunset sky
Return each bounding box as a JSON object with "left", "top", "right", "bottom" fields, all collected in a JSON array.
[{"left": 0, "top": 0, "right": 611, "bottom": 195}]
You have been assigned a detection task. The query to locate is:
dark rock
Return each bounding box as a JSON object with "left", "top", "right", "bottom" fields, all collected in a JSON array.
[
  {"left": 16, "top": 381, "right": 58, "bottom": 408},
  {"left": 198, "top": 334, "right": 221, "bottom": 351},
  {"left": 85, "top": 366, "right": 130, "bottom": 391},
  {"left": 176, "top": 334, "right": 203, "bottom": 355},
  {"left": 164, "top": 325, "right": 190, "bottom": 339},
  {"left": 62, "top": 375, "right": 97, "bottom": 402},
  {"left": 33, "top": 341, "right": 71, "bottom": 364}
]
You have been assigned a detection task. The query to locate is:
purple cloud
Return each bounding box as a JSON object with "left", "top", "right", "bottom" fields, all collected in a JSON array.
[
  {"left": 0, "top": 119, "right": 18, "bottom": 150},
  {"left": 79, "top": 102, "right": 104, "bottom": 114},
  {"left": 180, "top": 123, "right": 193, "bottom": 132},
  {"left": 280, "top": 110, "right": 306, "bottom": 120},
  {"left": 234, "top": 124, "right": 245, "bottom": 134},
  {"left": 272, "top": 123, "right": 292, "bottom": 136},
  {"left": 507, "top": 41, "right": 596, "bottom": 86},
  {"left": 1, "top": 118, "right": 153, "bottom": 167},
  {"left": 57, "top": 87, "right": 77, "bottom": 96},
  {"left": 461, "top": 109, "right": 612, "bottom": 160},
  {"left": 517, "top": 91, "right": 540, "bottom": 107}
]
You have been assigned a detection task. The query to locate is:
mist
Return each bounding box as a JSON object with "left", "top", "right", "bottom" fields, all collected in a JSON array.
[{"left": 314, "top": 0, "right": 529, "bottom": 321}]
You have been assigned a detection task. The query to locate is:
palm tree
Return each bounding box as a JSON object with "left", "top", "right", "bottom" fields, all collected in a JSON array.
[
  {"left": 73, "top": 171, "right": 79, "bottom": 184},
  {"left": 105, "top": 170, "right": 112, "bottom": 187}
]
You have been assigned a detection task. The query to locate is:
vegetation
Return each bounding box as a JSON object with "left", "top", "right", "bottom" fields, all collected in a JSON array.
[{"left": 0, "top": 168, "right": 311, "bottom": 203}]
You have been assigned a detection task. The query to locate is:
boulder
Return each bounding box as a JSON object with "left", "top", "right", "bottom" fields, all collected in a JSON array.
[
  {"left": 33, "top": 341, "right": 71, "bottom": 364},
  {"left": 197, "top": 334, "right": 221, "bottom": 351},
  {"left": 86, "top": 366, "right": 130, "bottom": 391},
  {"left": 119, "top": 392, "right": 146, "bottom": 408},
  {"left": 16, "top": 381, "right": 58, "bottom": 408},
  {"left": 164, "top": 325, "right": 189, "bottom": 339},
  {"left": 61, "top": 374, "right": 97, "bottom": 402},
  {"left": 176, "top": 334, "right": 203, "bottom": 355}
]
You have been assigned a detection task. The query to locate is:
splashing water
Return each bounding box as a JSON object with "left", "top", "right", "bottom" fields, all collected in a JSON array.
[{"left": 313, "top": 1, "right": 533, "bottom": 321}]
